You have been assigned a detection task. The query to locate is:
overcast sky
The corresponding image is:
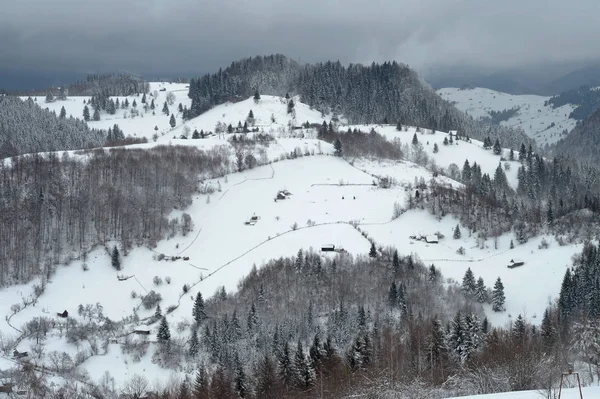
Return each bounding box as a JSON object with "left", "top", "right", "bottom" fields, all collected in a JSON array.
[{"left": 1, "top": 0, "right": 599, "bottom": 79}]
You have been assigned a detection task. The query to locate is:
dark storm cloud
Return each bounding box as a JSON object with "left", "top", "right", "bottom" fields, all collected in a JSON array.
[{"left": 1, "top": 0, "right": 599, "bottom": 76}]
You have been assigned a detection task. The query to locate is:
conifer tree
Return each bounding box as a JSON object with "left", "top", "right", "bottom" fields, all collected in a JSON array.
[
  {"left": 388, "top": 282, "right": 398, "bottom": 308},
  {"left": 234, "top": 353, "right": 248, "bottom": 398},
  {"left": 462, "top": 160, "right": 471, "bottom": 182},
  {"left": 162, "top": 102, "right": 169, "bottom": 115},
  {"left": 132, "top": 99, "right": 137, "bottom": 108},
  {"left": 392, "top": 250, "right": 400, "bottom": 273},
  {"left": 412, "top": 133, "right": 419, "bottom": 145},
  {"left": 59, "top": 106, "right": 66, "bottom": 119},
  {"left": 83, "top": 105, "right": 90, "bottom": 121},
  {"left": 124, "top": 98, "right": 130, "bottom": 108},
  {"left": 256, "top": 354, "right": 276, "bottom": 397},
  {"left": 433, "top": 143, "right": 439, "bottom": 153},
  {"left": 155, "top": 304, "right": 162, "bottom": 319},
  {"left": 193, "top": 364, "right": 209, "bottom": 399},
  {"left": 369, "top": 242, "right": 377, "bottom": 258},
  {"left": 294, "top": 340, "right": 313, "bottom": 389},
  {"left": 519, "top": 143, "right": 527, "bottom": 161},
  {"left": 178, "top": 103, "right": 183, "bottom": 113},
  {"left": 253, "top": 90, "right": 261, "bottom": 102},
  {"left": 333, "top": 139, "right": 342, "bottom": 156},
  {"left": 461, "top": 268, "right": 476, "bottom": 297},
  {"left": 189, "top": 328, "right": 199, "bottom": 356},
  {"left": 453, "top": 224, "right": 462, "bottom": 239},
  {"left": 443, "top": 136, "right": 449, "bottom": 145},
  {"left": 169, "top": 113, "right": 176, "bottom": 128},
  {"left": 492, "top": 277, "right": 506, "bottom": 312},
  {"left": 93, "top": 107, "right": 100, "bottom": 121},
  {"left": 512, "top": 314, "right": 526, "bottom": 340},
  {"left": 493, "top": 138, "right": 501, "bottom": 155},
  {"left": 141, "top": 93, "right": 146, "bottom": 104},
  {"left": 475, "top": 277, "right": 487, "bottom": 303},
  {"left": 287, "top": 99, "right": 295, "bottom": 114},
  {"left": 278, "top": 341, "right": 293, "bottom": 388},
  {"left": 509, "top": 148, "right": 515, "bottom": 161},
  {"left": 429, "top": 264, "right": 437, "bottom": 282},
  {"left": 111, "top": 246, "right": 121, "bottom": 270},
  {"left": 541, "top": 308, "right": 556, "bottom": 348},
  {"left": 193, "top": 292, "right": 206, "bottom": 324},
  {"left": 150, "top": 99, "right": 155, "bottom": 109},
  {"left": 192, "top": 129, "right": 200, "bottom": 139},
  {"left": 157, "top": 316, "right": 171, "bottom": 342}
]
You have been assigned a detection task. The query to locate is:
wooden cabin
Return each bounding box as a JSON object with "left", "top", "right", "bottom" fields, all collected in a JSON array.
[
  {"left": 425, "top": 235, "right": 439, "bottom": 244},
  {"left": 507, "top": 259, "right": 525, "bottom": 269},
  {"left": 321, "top": 244, "right": 335, "bottom": 252}
]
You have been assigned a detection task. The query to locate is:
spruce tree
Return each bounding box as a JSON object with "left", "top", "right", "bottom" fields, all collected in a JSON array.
[
  {"left": 389, "top": 282, "right": 398, "bottom": 308},
  {"left": 93, "top": 107, "right": 100, "bottom": 121},
  {"left": 541, "top": 308, "right": 555, "bottom": 348},
  {"left": 150, "top": 99, "right": 155, "bottom": 109},
  {"left": 287, "top": 99, "right": 295, "bottom": 114},
  {"left": 132, "top": 99, "right": 137, "bottom": 108},
  {"left": 178, "top": 103, "right": 183, "bottom": 113},
  {"left": 189, "top": 329, "right": 199, "bottom": 356},
  {"left": 493, "top": 138, "right": 501, "bottom": 155},
  {"left": 392, "top": 250, "right": 400, "bottom": 273},
  {"left": 453, "top": 224, "right": 462, "bottom": 239},
  {"left": 83, "top": 105, "right": 90, "bottom": 121},
  {"left": 234, "top": 353, "right": 248, "bottom": 398},
  {"left": 59, "top": 106, "right": 66, "bottom": 119},
  {"left": 547, "top": 201, "right": 554, "bottom": 225},
  {"left": 509, "top": 148, "right": 515, "bottom": 161},
  {"left": 433, "top": 143, "right": 439, "bottom": 153},
  {"left": 124, "top": 98, "right": 130, "bottom": 108},
  {"left": 169, "top": 113, "right": 176, "bottom": 128},
  {"left": 253, "top": 90, "right": 261, "bottom": 102},
  {"left": 462, "top": 160, "right": 471, "bottom": 183},
  {"left": 141, "top": 93, "right": 146, "bottom": 104},
  {"left": 443, "top": 136, "right": 449, "bottom": 145},
  {"left": 512, "top": 314, "right": 526, "bottom": 340},
  {"left": 256, "top": 354, "right": 276, "bottom": 397},
  {"left": 519, "top": 143, "right": 527, "bottom": 161},
  {"left": 461, "top": 268, "right": 476, "bottom": 297},
  {"left": 157, "top": 316, "right": 171, "bottom": 342},
  {"left": 192, "top": 129, "right": 200, "bottom": 139},
  {"left": 162, "top": 102, "right": 169, "bottom": 115},
  {"left": 155, "top": 304, "right": 162, "bottom": 319},
  {"left": 428, "top": 264, "right": 437, "bottom": 282},
  {"left": 193, "top": 292, "right": 206, "bottom": 324},
  {"left": 278, "top": 341, "right": 293, "bottom": 388},
  {"left": 111, "top": 246, "right": 121, "bottom": 270},
  {"left": 369, "top": 242, "right": 377, "bottom": 258},
  {"left": 193, "top": 364, "right": 208, "bottom": 399},
  {"left": 475, "top": 277, "right": 487, "bottom": 303},
  {"left": 412, "top": 133, "right": 419, "bottom": 145},
  {"left": 492, "top": 277, "right": 506, "bottom": 312},
  {"left": 333, "top": 139, "right": 342, "bottom": 156}
]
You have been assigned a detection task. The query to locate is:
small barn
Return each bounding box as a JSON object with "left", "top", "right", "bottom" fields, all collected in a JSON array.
[
  {"left": 507, "top": 259, "right": 525, "bottom": 269},
  {"left": 425, "top": 235, "right": 439, "bottom": 244},
  {"left": 321, "top": 244, "right": 335, "bottom": 252}
]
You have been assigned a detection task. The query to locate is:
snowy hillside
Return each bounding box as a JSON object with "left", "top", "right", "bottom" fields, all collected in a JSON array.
[
  {"left": 437, "top": 87, "right": 577, "bottom": 146},
  {"left": 1, "top": 91, "right": 589, "bottom": 395},
  {"left": 444, "top": 386, "right": 599, "bottom": 399}
]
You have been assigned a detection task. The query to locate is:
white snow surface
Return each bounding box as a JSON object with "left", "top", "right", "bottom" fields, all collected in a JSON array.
[
  {"left": 437, "top": 87, "right": 577, "bottom": 146},
  {"left": 444, "top": 386, "right": 599, "bottom": 398}
]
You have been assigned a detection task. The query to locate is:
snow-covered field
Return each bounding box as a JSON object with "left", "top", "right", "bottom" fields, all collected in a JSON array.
[
  {"left": 444, "top": 386, "right": 600, "bottom": 399},
  {"left": 437, "top": 87, "right": 577, "bottom": 146},
  {"left": 1, "top": 88, "right": 587, "bottom": 392}
]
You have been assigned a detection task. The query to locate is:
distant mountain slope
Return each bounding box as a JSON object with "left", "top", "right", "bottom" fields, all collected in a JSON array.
[
  {"left": 541, "top": 64, "right": 600, "bottom": 95},
  {"left": 187, "top": 55, "right": 531, "bottom": 148},
  {"left": 437, "top": 87, "right": 576, "bottom": 147},
  {"left": 546, "top": 84, "right": 600, "bottom": 121},
  {"left": 555, "top": 106, "right": 600, "bottom": 162},
  {"left": 0, "top": 96, "right": 105, "bottom": 158}
]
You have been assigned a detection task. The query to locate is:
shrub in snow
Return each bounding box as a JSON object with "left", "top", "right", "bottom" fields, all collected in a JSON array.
[
  {"left": 153, "top": 276, "right": 163, "bottom": 286},
  {"left": 165, "top": 276, "right": 171, "bottom": 284},
  {"left": 291, "top": 222, "right": 298, "bottom": 231},
  {"left": 131, "top": 291, "right": 137, "bottom": 299},
  {"left": 142, "top": 290, "right": 162, "bottom": 310},
  {"left": 456, "top": 247, "right": 466, "bottom": 255},
  {"left": 81, "top": 263, "right": 89, "bottom": 272},
  {"left": 539, "top": 238, "right": 549, "bottom": 249},
  {"left": 183, "top": 284, "right": 189, "bottom": 293}
]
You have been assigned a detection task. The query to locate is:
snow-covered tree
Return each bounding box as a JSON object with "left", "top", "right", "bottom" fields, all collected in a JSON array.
[
  {"left": 157, "top": 316, "right": 171, "bottom": 342},
  {"left": 492, "top": 277, "right": 506, "bottom": 312}
]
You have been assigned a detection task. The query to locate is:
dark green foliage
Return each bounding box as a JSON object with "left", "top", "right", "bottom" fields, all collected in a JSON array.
[
  {"left": 157, "top": 316, "right": 171, "bottom": 342},
  {"left": 461, "top": 268, "right": 476, "bottom": 297},
  {"left": 83, "top": 105, "right": 90, "bottom": 121},
  {"left": 169, "top": 113, "right": 176, "bottom": 128},
  {"left": 453, "top": 224, "right": 462, "bottom": 239},
  {"left": 369, "top": 242, "right": 377, "bottom": 258},
  {"left": 192, "top": 129, "right": 200, "bottom": 139},
  {"left": 93, "top": 107, "right": 100, "bottom": 121},
  {"left": 59, "top": 106, "right": 66, "bottom": 119},
  {"left": 189, "top": 329, "right": 199, "bottom": 356},
  {"left": 193, "top": 292, "right": 206, "bottom": 324},
  {"left": 412, "top": 133, "right": 418, "bottom": 145},
  {"left": 493, "top": 138, "right": 501, "bottom": 155},
  {"left": 333, "top": 139, "right": 342, "bottom": 156},
  {"left": 162, "top": 102, "right": 169, "bottom": 115},
  {"left": 492, "top": 277, "right": 505, "bottom": 312},
  {"left": 111, "top": 246, "right": 121, "bottom": 271}
]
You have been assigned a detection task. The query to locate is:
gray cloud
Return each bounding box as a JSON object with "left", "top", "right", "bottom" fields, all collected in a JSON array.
[{"left": 1, "top": 0, "right": 600, "bottom": 77}]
